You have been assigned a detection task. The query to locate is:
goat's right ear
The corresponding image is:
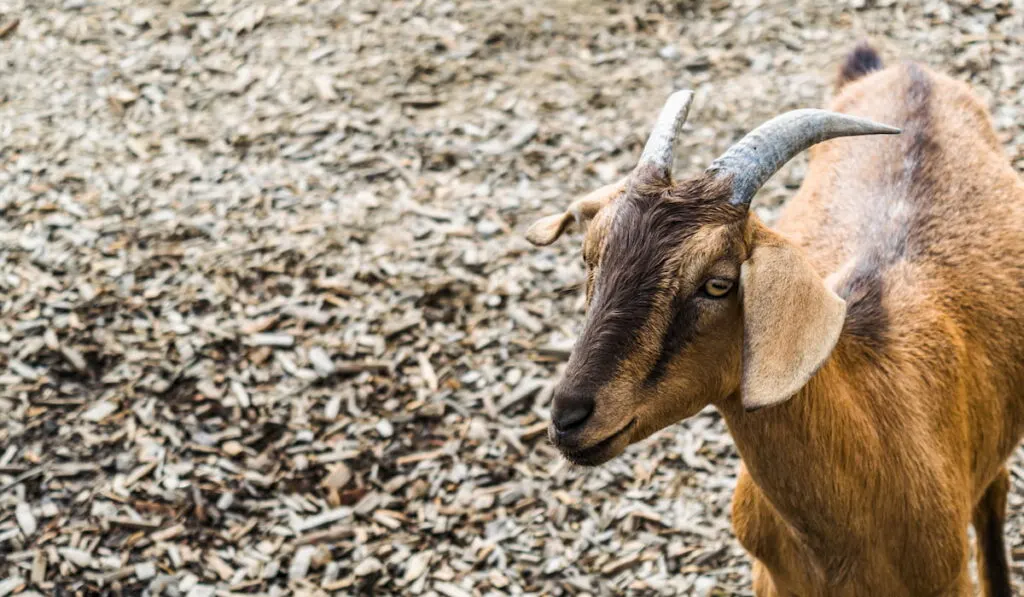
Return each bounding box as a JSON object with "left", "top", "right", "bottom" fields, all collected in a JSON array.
[
  {"left": 740, "top": 233, "right": 847, "bottom": 411},
  {"left": 524, "top": 178, "right": 626, "bottom": 246}
]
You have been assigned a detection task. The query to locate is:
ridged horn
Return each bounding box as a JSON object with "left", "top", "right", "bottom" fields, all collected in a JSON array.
[
  {"left": 636, "top": 90, "right": 695, "bottom": 177},
  {"left": 706, "top": 109, "right": 900, "bottom": 207}
]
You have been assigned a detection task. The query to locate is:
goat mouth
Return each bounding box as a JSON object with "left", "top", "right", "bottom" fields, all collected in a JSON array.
[{"left": 559, "top": 419, "right": 636, "bottom": 466}]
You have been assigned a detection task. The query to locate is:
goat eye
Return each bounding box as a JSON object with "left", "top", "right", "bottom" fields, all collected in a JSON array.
[{"left": 703, "top": 278, "right": 734, "bottom": 298}]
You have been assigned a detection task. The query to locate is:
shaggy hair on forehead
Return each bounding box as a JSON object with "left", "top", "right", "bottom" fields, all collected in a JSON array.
[
  {"left": 602, "top": 172, "right": 743, "bottom": 277},
  {"left": 565, "top": 173, "right": 743, "bottom": 395}
]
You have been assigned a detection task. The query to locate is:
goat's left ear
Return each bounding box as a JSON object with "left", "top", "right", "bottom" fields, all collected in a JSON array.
[
  {"left": 524, "top": 178, "right": 626, "bottom": 246},
  {"left": 740, "top": 235, "right": 846, "bottom": 411}
]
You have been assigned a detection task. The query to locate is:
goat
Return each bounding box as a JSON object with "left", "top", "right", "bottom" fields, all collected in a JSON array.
[{"left": 525, "top": 44, "right": 1024, "bottom": 596}]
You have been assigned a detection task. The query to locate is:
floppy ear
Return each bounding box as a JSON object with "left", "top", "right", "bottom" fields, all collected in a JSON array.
[
  {"left": 740, "top": 238, "right": 847, "bottom": 411},
  {"left": 524, "top": 178, "right": 626, "bottom": 246}
]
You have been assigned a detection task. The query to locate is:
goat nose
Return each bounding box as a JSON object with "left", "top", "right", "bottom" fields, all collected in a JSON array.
[{"left": 552, "top": 392, "right": 595, "bottom": 432}]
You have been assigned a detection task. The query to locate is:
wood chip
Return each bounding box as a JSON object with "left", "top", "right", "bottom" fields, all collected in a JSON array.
[
  {"left": 0, "top": 18, "right": 19, "bottom": 39},
  {"left": 59, "top": 548, "right": 93, "bottom": 568},
  {"left": 289, "top": 545, "right": 316, "bottom": 580},
  {"left": 308, "top": 346, "right": 336, "bottom": 377},
  {"left": 294, "top": 508, "right": 352, "bottom": 533},
  {"left": 246, "top": 333, "right": 295, "bottom": 347},
  {"left": 134, "top": 562, "right": 156, "bottom": 581},
  {"left": 15, "top": 502, "right": 36, "bottom": 536},
  {"left": 322, "top": 463, "right": 351, "bottom": 489},
  {"left": 354, "top": 557, "right": 382, "bottom": 577},
  {"left": 401, "top": 550, "right": 433, "bottom": 585},
  {"left": 81, "top": 400, "right": 118, "bottom": 422},
  {"left": 0, "top": 578, "right": 23, "bottom": 597},
  {"left": 434, "top": 581, "right": 475, "bottom": 597},
  {"left": 600, "top": 553, "right": 640, "bottom": 575},
  {"left": 395, "top": 448, "right": 446, "bottom": 466},
  {"left": 417, "top": 353, "right": 438, "bottom": 391},
  {"left": 150, "top": 523, "right": 186, "bottom": 542}
]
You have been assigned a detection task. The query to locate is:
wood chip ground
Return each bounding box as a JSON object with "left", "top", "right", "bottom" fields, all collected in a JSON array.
[{"left": 1, "top": 0, "right": 1022, "bottom": 595}]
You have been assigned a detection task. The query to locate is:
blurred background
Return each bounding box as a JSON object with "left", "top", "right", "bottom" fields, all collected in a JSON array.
[{"left": 0, "top": 0, "right": 1022, "bottom": 595}]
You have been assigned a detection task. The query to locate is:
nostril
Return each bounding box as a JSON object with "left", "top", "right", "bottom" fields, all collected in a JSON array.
[{"left": 552, "top": 398, "right": 594, "bottom": 432}]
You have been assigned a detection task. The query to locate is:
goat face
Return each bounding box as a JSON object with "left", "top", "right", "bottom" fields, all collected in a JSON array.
[
  {"left": 544, "top": 172, "right": 747, "bottom": 466},
  {"left": 526, "top": 92, "right": 899, "bottom": 466}
]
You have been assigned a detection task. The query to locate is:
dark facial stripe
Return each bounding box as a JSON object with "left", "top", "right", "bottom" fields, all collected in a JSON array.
[
  {"left": 643, "top": 292, "right": 699, "bottom": 386},
  {"left": 564, "top": 193, "right": 671, "bottom": 395}
]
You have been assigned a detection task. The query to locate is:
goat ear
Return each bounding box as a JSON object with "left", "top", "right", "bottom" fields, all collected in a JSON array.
[
  {"left": 524, "top": 178, "right": 626, "bottom": 246},
  {"left": 525, "top": 212, "right": 574, "bottom": 246},
  {"left": 740, "top": 239, "right": 846, "bottom": 411}
]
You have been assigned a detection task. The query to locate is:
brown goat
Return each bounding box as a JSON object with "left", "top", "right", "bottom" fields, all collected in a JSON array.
[{"left": 526, "top": 45, "right": 1024, "bottom": 596}]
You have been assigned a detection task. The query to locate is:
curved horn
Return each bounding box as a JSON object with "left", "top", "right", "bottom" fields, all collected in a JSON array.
[
  {"left": 706, "top": 109, "right": 900, "bottom": 208},
  {"left": 637, "top": 90, "right": 695, "bottom": 177}
]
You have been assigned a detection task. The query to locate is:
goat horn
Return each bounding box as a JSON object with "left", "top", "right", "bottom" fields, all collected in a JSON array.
[
  {"left": 637, "top": 90, "right": 695, "bottom": 178},
  {"left": 706, "top": 109, "right": 900, "bottom": 208}
]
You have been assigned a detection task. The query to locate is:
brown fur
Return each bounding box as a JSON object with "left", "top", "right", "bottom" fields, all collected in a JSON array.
[
  {"left": 529, "top": 47, "right": 1024, "bottom": 595},
  {"left": 728, "top": 57, "right": 1024, "bottom": 596}
]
